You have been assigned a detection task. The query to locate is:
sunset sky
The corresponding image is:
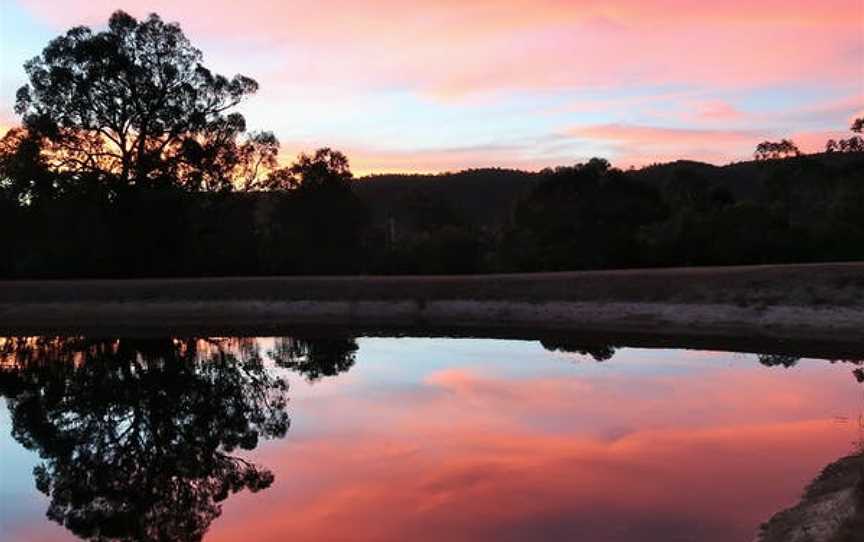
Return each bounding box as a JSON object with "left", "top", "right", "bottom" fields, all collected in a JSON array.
[
  {"left": 1, "top": 0, "right": 862, "bottom": 174},
  {"left": 4, "top": 338, "right": 862, "bottom": 542}
]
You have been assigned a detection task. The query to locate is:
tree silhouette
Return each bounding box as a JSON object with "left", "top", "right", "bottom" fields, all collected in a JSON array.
[
  {"left": 754, "top": 139, "right": 801, "bottom": 160},
  {"left": 11, "top": 10, "right": 280, "bottom": 194},
  {"left": 503, "top": 158, "right": 666, "bottom": 271},
  {"left": 757, "top": 353, "right": 800, "bottom": 368},
  {"left": 261, "top": 147, "right": 353, "bottom": 192},
  {"left": 540, "top": 340, "right": 617, "bottom": 362},
  {"left": 270, "top": 335, "right": 359, "bottom": 381},
  {"left": 0, "top": 127, "right": 58, "bottom": 204},
  {"left": 258, "top": 148, "right": 368, "bottom": 274},
  {"left": 826, "top": 117, "right": 864, "bottom": 153},
  {"left": 0, "top": 337, "right": 291, "bottom": 542}
]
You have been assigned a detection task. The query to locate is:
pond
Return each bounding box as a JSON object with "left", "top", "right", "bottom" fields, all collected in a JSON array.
[{"left": 0, "top": 335, "right": 862, "bottom": 541}]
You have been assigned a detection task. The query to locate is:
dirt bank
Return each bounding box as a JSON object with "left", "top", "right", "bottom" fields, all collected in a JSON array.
[
  {"left": 1, "top": 263, "right": 863, "bottom": 344},
  {"left": 757, "top": 453, "right": 864, "bottom": 542}
]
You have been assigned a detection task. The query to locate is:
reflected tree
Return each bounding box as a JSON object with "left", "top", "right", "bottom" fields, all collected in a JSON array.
[
  {"left": 757, "top": 354, "right": 800, "bottom": 368},
  {"left": 0, "top": 337, "right": 291, "bottom": 542},
  {"left": 540, "top": 340, "right": 617, "bottom": 362},
  {"left": 833, "top": 359, "right": 864, "bottom": 384},
  {"left": 270, "top": 335, "right": 359, "bottom": 382},
  {"left": 758, "top": 354, "right": 864, "bottom": 386}
]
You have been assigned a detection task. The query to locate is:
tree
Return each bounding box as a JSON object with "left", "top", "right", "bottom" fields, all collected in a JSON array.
[
  {"left": 755, "top": 139, "right": 801, "bottom": 160},
  {"left": 540, "top": 340, "right": 617, "bottom": 362},
  {"left": 0, "top": 337, "right": 292, "bottom": 541},
  {"left": 502, "top": 158, "right": 666, "bottom": 271},
  {"left": 757, "top": 353, "right": 800, "bottom": 368},
  {"left": 838, "top": 137, "right": 864, "bottom": 152},
  {"left": 11, "top": 10, "right": 280, "bottom": 194},
  {"left": 259, "top": 148, "right": 368, "bottom": 274},
  {"left": 270, "top": 335, "right": 358, "bottom": 381},
  {"left": 826, "top": 118, "right": 864, "bottom": 153},
  {"left": 0, "top": 127, "right": 58, "bottom": 204},
  {"left": 261, "top": 147, "right": 353, "bottom": 191}
]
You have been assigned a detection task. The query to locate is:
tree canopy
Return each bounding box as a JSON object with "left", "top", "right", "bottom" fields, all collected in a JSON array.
[
  {"left": 754, "top": 139, "right": 801, "bottom": 160},
  {"left": 826, "top": 117, "right": 864, "bottom": 154},
  {"left": 0, "top": 335, "right": 358, "bottom": 541},
  {"left": 9, "top": 10, "right": 280, "bottom": 196}
]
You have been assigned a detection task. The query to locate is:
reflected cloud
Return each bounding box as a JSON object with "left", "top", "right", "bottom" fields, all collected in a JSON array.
[
  {"left": 0, "top": 335, "right": 358, "bottom": 542},
  {"left": 212, "top": 347, "right": 863, "bottom": 542},
  {"left": 1, "top": 337, "right": 863, "bottom": 542}
]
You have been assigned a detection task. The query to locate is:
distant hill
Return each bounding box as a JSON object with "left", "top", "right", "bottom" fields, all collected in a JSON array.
[
  {"left": 354, "top": 168, "right": 539, "bottom": 229},
  {"left": 355, "top": 153, "right": 864, "bottom": 230}
]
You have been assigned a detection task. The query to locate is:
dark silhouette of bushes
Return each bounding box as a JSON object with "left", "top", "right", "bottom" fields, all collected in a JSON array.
[
  {"left": 2, "top": 151, "right": 864, "bottom": 278},
  {"left": 2, "top": 10, "right": 863, "bottom": 278}
]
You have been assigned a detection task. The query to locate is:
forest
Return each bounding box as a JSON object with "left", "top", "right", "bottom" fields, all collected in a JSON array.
[{"left": 1, "top": 11, "right": 863, "bottom": 278}]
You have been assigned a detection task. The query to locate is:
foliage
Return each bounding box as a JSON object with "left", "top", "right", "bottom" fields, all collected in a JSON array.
[
  {"left": 2, "top": 10, "right": 864, "bottom": 277},
  {"left": 826, "top": 117, "right": 864, "bottom": 153},
  {"left": 0, "top": 335, "right": 358, "bottom": 541},
  {"left": 9, "top": 10, "right": 280, "bottom": 196},
  {"left": 0, "top": 337, "right": 288, "bottom": 541},
  {"left": 754, "top": 139, "right": 801, "bottom": 160},
  {"left": 501, "top": 158, "right": 667, "bottom": 271}
]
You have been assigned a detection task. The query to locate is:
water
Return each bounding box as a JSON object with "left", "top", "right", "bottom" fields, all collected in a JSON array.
[{"left": 0, "top": 335, "right": 861, "bottom": 542}]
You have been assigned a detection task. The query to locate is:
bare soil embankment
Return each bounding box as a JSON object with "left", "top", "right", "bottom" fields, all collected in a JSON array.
[
  {"left": 757, "top": 453, "right": 864, "bottom": 542},
  {"left": 0, "top": 262, "right": 863, "bottom": 348}
]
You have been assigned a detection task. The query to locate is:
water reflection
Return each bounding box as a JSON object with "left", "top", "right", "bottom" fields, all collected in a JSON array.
[
  {"left": 1, "top": 336, "right": 863, "bottom": 542},
  {"left": 539, "top": 340, "right": 617, "bottom": 362},
  {"left": 751, "top": 353, "right": 864, "bottom": 541},
  {"left": 0, "top": 336, "right": 355, "bottom": 542},
  {"left": 270, "top": 335, "right": 358, "bottom": 381}
]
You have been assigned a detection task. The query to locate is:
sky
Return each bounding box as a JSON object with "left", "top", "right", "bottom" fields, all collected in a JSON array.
[
  {"left": 0, "top": 0, "right": 862, "bottom": 175},
  {"left": 3, "top": 338, "right": 863, "bottom": 541}
]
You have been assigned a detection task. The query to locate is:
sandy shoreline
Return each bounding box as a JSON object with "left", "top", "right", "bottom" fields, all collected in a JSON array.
[
  {"left": 0, "top": 263, "right": 864, "bottom": 353},
  {"left": 2, "top": 298, "right": 863, "bottom": 338},
  {"left": 2, "top": 263, "right": 863, "bottom": 351}
]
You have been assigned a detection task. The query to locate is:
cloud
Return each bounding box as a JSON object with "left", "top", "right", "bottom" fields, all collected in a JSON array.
[
  {"left": 207, "top": 361, "right": 859, "bottom": 542},
  {"left": 566, "top": 123, "right": 763, "bottom": 165},
  {"left": 276, "top": 135, "right": 590, "bottom": 175},
  {"left": 691, "top": 101, "right": 746, "bottom": 122},
  {"left": 9, "top": 1, "right": 862, "bottom": 172},
  {"left": 17, "top": 0, "right": 863, "bottom": 97}
]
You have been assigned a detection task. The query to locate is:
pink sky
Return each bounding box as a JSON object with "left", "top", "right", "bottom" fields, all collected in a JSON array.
[
  {"left": 2, "top": 0, "right": 862, "bottom": 173},
  {"left": 203, "top": 351, "right": 861, "bottom": 542},
  {"left": 2, "top": 339, "right": 863, "bottom": 542}
]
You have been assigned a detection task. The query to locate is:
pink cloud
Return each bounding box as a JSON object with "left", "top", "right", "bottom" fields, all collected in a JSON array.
[
  {"left": 9, "top": 2, "right": 862, "bottom": 173},
  {"left": 567, "top": 123, "right": 763, "bottom": 165},
  {"left": 691, "top": 101, "right": 746, "bottom": 122},
  {"left": 17, "top": 1, "right": 863, "bottom": 96},
  {"left": 206, "top": 361, "right": 861, "bottom": 542}
]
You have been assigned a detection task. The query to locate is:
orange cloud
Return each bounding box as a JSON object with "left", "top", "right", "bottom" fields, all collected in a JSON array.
[
  {"left": 203, "top": 360, "right": 861, "bottom": 542},
  {"left": 276, "top": 139, "right": 576, "bottom": 176}
]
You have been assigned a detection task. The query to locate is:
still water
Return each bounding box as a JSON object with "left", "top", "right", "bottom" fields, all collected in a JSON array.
[{"left": 0, "top": 336, "right": 861, "bottom": 541}]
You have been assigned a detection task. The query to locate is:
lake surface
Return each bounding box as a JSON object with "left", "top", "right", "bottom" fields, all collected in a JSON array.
[{"left": 0, "top": 335, "right": 862, "bottom": 541}]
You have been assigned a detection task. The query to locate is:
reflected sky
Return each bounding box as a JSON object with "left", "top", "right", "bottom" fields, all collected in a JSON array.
[{"left": 1, "top": 337, "right": 862, "bottom": 542}]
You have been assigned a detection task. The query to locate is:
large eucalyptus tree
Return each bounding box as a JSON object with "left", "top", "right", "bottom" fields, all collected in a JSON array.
[{"left": 11, "top": 10, "right": 279, "bottom": 194}]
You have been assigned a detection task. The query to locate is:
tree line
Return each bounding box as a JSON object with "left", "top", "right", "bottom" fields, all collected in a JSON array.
[{"left": 1, "top": 11, "right": 862, "bottom": 278}]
